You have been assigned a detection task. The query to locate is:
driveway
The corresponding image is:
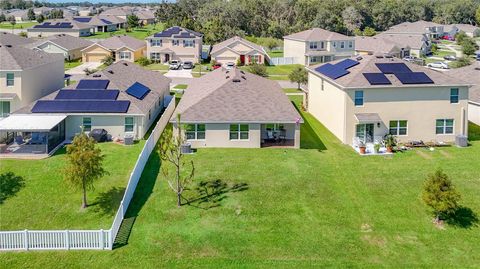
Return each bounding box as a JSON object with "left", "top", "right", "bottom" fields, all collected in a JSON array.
[
  {"left": 66, "top": 62, "right": 102, "bottom": 75},
  {"left": 164, "top": 69, "right": 193, "bottom": 78}
]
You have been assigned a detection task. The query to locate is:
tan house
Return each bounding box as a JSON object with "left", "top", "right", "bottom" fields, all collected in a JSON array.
[
  {"left": 25, "top": 34, "right": 94, "bottom": 60},
  {"left": 355, "top": 36, "right": 411, "bottom": 58},
  {"left": 211, "top": 36, "right": 269, "bottom": 65},
  {"left": 376, "top": 33, "right": 431, "bottom": 57},
  {"left": 82, "top": 35, "right": 146, "bottom": 63},
  {"left": 146, "top": 26, "right": 203, "bottom": 63},
  {"left": 283, "top": 28, "right": 355, "bottom": 66},
  {"left": 73, "top": 15, "right": 126, "bottom": 32},
  {"left": 447, "top": 63, "right": 480, "bottom": 126},
  {"left": 383, "top": 20, "right": 445, "bottom": 40},
  {"left": 27, "top": 20, "right": 94, "bottom": 38},
  {"left": 306, "top": 55, "right": 470, "bottom": 152},
  {"left": 0, "top": 44, "right": 64, "bottom": 119},
  {"left": 171, "top": 68, "right": 303, "bottom": 148}
]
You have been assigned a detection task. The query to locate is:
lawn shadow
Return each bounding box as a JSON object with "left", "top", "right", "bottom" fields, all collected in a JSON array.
[
  {"left": 91, "top": 187, "right": 126, "bottom": 216},
  {"left": 0, "top": 172, "right": 25, "bottom": 204},
  {"left": 446, "top": 206, "right": 479, "bottom": 228},
  {"left": 468, "top": 122, "right": 480, "bottom": 141},
  {"left": 290, "top": 100, "right": 327, "bottom": 151},
  {"left": 183, "top": 179, "right": 249, "bottom": 210},
  {"left": 112, "top": 216, "right": 136, "bottom": 249}
]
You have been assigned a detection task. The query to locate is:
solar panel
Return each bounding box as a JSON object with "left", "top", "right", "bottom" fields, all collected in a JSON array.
[
  {"left": 101, "top": 19, "right": 112, "bottom": 24},
  {"left": 335, "top": 59, "right": 360, "bottom": 70},
  {"left": 394, "top": 72, "right": 434, "bottom": 84},
  {"left": 32, "top": 100, "right": 130, "bottom": 113},
  {"left": 76, "top": 80, "right": 110, "bottom": 89},
  {"left": 55, "top": 90, "right": 119, "bottom": 100},
  {"left": 315, "top": 64, "right": 350, "bottom": 80},
  {"left": 126, "top": 82, "right": 151, "bottom": 100},
  {"left": 73, "top": 17, "right": 91, "bottom": 23},
  {"left": 375, "top": 63, "right": 411, "bottom": 74},
  {"left": 363, "top": 73, "right": 392, "bottom": 85}
]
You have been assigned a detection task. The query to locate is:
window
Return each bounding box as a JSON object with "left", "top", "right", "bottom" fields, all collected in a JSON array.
[
  {"left": 320, "top": 41, "right": 325, "bottom": 49},
  {"left": 450, "top": 88, "right": 459, "bottom": 103},
  {"left": 119, "top": 51, "right": 131, "bottom": 59},
  {"left": 6, "top": 73, "right": 14, "bottom": 86},
  {"left": 173, "top": 40, "right": 179, "bottom": 46},
  {"left": 309, "top": 42, "right": 318, "bottom": 49},
  {"left": 0, "top": 101, "right": 10, "bottom": 117},
  {"left": 310, "top": 56, "right": 321, "bottom": 63},
  {"left": 150, "top": 52, "right": 160, "bottom": 60},
  {"left": 266, "top": 124, "right": 284, "bottom": 131},
  {"left": 436, "top": 119, "right": 454, "bottom": 134},
  {"left": 340, "top": 41, "right": 345, "bottom": 49},
  {"left": 185, "top": 124, "right": 205, "bottom": 140},
  {"left": 158, "top": 96, "right": 162, "bottom": 107},
  {"left": 150, "top": 39, "right": 162, "bottom": 47},
  {"left": 348, "top": 41, "right": 353, "bottom": 48},
  {"left": 332, "top": 42, "right": 336, "bottom": 48},
  {"left": 389, "top": 120, "right": 408, "bottom": 135},
  {"left": 249, "top": 55, "right": 261, "bottom": 63},
  {"left": 125, "top": 117, "right": 134, "bottom": 132},
  {"left": 183, "top": 40, "right": 194, "bottom": 47},
  {"left": 82, "top": 117, "right": 92, "bottom": 132},
  {"left": 230, "top": 124, "right": 249, "bottom": 140},
  {"left": 354, "top": 90, "right": 364, "bottom": 106}
]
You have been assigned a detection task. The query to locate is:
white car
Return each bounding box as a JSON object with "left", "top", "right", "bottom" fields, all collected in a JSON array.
[
  {"left": 403, "top": 56, "right": 416, "bottom": 62},
  {"left": 225, "top": 62, "right": 235, "bottom": 70},
  {"left": 427, "top": 62, "right": 449, "bottom": 69},
  {"left": 169, "top": 60, "right": 182, "bottom": 70}
]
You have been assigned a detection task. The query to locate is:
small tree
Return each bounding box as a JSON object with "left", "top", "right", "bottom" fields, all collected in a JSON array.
[
  {"left": 455, "top": 56, "right": 471, "bottom": 68},
  {"left": 0, "top": 13, "right": 6, "bottom": 23},
  {"left": 363, "top": 27, "right": 376, "bottom": 37},
  {"left": 36, "top": 14, "right": 45, "bottom": 23},
  {"left": 27, "top": 8, "right": 35, "bottom": 21},
  {"left": 264, "top": 38, "right": 279, "bottom": 51},
  {"left": 19, "top": 31, "right": 27, "bottom": 37},
  {"left": 127, "top": 14, "right": 140, "bottom": 29},
  {"left": 462, "top": 39, "right": 476, "bottom": 56},
  {"left": 159, "top": 115, "right": 195, "bottom": 207},
  {"left": 64, "top": 132, "right": 107, "bottom": 208},
  {"left": 137, "top": 56, "right": 151, "bottom": 66},
  {"left": 83, "top": 68, "right": 97, "bottom": 75},
  {"left": 422, "top": 169, "right": 461, "bottom": 223},
  {"left": 8, "top": 16, "right": 16, "bottom": 33},
  {"left": 248, "top": 63, "right": 267, "bottom": 77},
  {"left": 288, "top": 66, "right": 308, "bottom": 89},
  {"left": 101, "top": 55, "right": 114, "bottom": 66}
]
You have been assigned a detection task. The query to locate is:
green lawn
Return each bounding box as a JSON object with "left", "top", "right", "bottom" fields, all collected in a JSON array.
[
  {"left": 0, "top": 21, "right": 37, "bottom": 29},
  {"left": 0, "top": 142, "right": 143, "bottom": 230},
  {"left": 433, "top": 49, "right": 456, "bottom": 57},
  {"left": 283, "top": 88, "right": 303, "bottom": 93},
  {"left": 173, "top": 84, "right": 188, "bottom": 90},
  {"left": 64, "top": 59, "right": 82, "bottom": 70},
  {"left": 84, "top": 24, "right": 164, "bottom": 40},
  {"left": 268, "top": 50, "right": 284, "bottom": 58},
  {"left": 2, "top": 97, "right": 479, "bottom": 267},
  {"left": 240, "top": 64, "right": 302, "bottom": 80},
  {"left": 144, "top": 63, "right": 169, "bottom": 71}
]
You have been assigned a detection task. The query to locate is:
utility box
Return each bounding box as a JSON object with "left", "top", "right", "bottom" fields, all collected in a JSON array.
[
  {"left": 455, "top": 135, "right": 468, "bottom": 147},
  {"left": 124, "top": 134, "right": 134, "bottom": 145}
]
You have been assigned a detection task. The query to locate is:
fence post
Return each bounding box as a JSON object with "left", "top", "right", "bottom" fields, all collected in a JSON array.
[
  {"left": 65, "top": 230, "right": 70, "bottom": 250},
  {"left": 23, "top": 229, "right": 28, "bottom": 250},
  {"left": 99, "top": 229, "right": 104, "bottom": 250}
]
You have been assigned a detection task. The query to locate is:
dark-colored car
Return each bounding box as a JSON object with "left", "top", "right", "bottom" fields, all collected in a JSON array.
[
  {"left": 183, "top": 61, "right": 194, "bottom": 69},
  {"left": 89, "top": 129, "right": 108, "bottom": 142}
]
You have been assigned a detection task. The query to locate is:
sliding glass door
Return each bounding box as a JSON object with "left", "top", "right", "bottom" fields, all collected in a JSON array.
[{"left": 356, "top": 124, "right": 374, "bottom": 143}]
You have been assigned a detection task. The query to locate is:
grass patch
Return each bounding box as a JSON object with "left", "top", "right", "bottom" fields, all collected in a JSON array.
[
  {"left": 64, "top": 59, "right": 82, "bottom": 70},
  {"left": 268, "top": 50, "right": 284, "bottom": 58},
  {"left": 144, "top": 63, "right": 169, "bottom": 71},
  {"left": 173, "top": 84, "right": 188, "bottom": 90},
  {"left": 433, "top": 50, "right": 456, "bottom": 57},
  {"left": 2, "top": 96, "right": 480, "bottom": 267},
  {"left": 283, "top": 88, "right": 302, "bottom": 93},
  {"left": 84, "top": 24, "right": 164, "bottom": 40},
  {"left": 0, "top": 21, "right": 37, "bottom": 29},
  {"left": 469, "top": 121, "right": 480, "bottom": 141},
  {"left": 0, "top": 142, "right": 143, "bottom": 230},
  {"left": 240, "top": 64, "right": 301, "bottom": 80}
]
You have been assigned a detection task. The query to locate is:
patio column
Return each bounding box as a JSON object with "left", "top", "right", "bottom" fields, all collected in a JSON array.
[{"left": 294, "top": 124, "right": 300, "bottom": 149}]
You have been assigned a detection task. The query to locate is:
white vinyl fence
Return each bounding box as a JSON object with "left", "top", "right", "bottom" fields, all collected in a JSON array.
[
  {"left": 0, "top": 97, "right": 176, "bottom": 251},
  {"left": 269, "top": 57, "right": 300, "bottom": 65}
]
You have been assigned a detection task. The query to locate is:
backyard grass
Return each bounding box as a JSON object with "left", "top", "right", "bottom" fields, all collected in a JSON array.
[
  {"left": 173, "top": 84, "right": 188, "bottom": 90},
  {"left": 84, "top": 24, "right": 164, "bottom": 40},
  {"left": 240, "top": 64, "right": 301, "bottom": 80},
  {"left": 283, "top": 87, "right": 303, "bottom": 93},
  {"left": 64, "top": 59, "right": 82, "bottom": 70},
  {"left": 268, "top": 50, "right": 284, "bottom": 58},
  {"left": 0, "top": 142, "right": 144, "bottom": 230},
  {"left": 2, "top": 96, "right": 479, "bottom": 267},
  {"left": 0, "top": 21, "right": 37, "bottom": 29}
]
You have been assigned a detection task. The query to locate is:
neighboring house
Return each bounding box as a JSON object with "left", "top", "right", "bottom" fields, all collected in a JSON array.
[
  {"left": 73, "top": 15, "right": 125, "bottom": 32},
  {"left": 25, "top": 34, "right": 94, "bottom": 60},
  {"left": 82, "top": 35, "right": 146, "bottom": 63},
  {"left": 7, "top": 10, "right": 28, "bottom": 22},
  {"left": 27, "top": 20, "right": 93, "bottom": 38},
  {"left": 0, "top": 44, "right": 64, "bottom": 119},
  {"left": 146, "top": 26, "right": 203, "bottom": 63},
  {"left": 376, "top": 33, "right": 431, "bottom": 57},
  {"left": 383, "top": 20, "right": 445, "bottom": 40},
  {"left": 355, "top": 36, "right": 411, "bottom": 58},
  {"left": 283, "top": 28, "right": 355, "bottom": 66},
  {"left": 136, "top": 10, "right": 155, "bottom": 25},
  {"left": 448, "top": 24, "right": 480, "bottom": 38},
  {"left": 211, "top": 36, "right": 269, "bottom": 65},
  {"left": 447, "top": 63, "right": 480, "bottom": 126},
  {"left": 33, "top": 7, "right": 53, "bottom": 16},
  {"left": 306, "top": 55, "right": 470, "bottom": 150},
  {"left": 171, "top": 68, "right": 303, "bottom": 148},
  {"left": 0, "top": 31, "right": 36, "bottom": 46},
  {"left": 100, "top": 7, "right": 131, "bottom": 20},
  {"left": 1, "top": 61, "right": 171, "bottom": 156}
]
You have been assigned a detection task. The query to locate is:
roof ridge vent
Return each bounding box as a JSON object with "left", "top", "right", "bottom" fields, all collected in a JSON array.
[
  {"left": 226, "top": 76, "right": 230, "bottom": 79},
  {"left": 232, "top": 78, "right": 241, "bottom": 83},
  {"left": 107, "top": 70, "right": 114, "bottom": 74},
  {"left": 93, "top": 74, "right": 101, "bottom": 77},
  {"left": 356, "top": 56, "right": 363, "bottom": 61},
  {"left": 241, "top": 76, "right": 246, "bottom": 80},
  {"left": 123, "top": 62, "right": 128, "bottom": 66}
]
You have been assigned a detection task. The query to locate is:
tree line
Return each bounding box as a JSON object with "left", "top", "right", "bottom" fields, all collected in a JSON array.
[{"left": 155, "top": 0, "right": 480, "bottom": 43}]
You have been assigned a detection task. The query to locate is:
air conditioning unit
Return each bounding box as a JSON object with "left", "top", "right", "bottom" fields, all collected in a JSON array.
[{"left": 455, "top": 135, "right": 468, "bottom": 147}]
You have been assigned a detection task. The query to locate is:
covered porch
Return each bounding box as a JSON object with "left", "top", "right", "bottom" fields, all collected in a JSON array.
[
  {"left": 0, "top": 115, "right": 66, "bottom": 158},
  {"left": 260, "top": 123, "right": 300, "bottom": 148},
  {"left": 352, "top": 113, "right": 390, "bottom": 155}
]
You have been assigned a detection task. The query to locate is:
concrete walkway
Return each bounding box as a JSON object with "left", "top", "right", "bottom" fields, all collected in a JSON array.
[
  {"left": 66, "top": 62, "right": 102, "bottom": 75},
  {"left": 164, "top": 69, "right": 193, "bottom": 78}
]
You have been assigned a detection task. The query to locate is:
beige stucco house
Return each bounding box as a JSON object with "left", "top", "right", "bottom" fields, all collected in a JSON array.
[
  {"left": 283, "top": 28, "right": 355, "bottom": 66},
  {"left": 25, "top": 34, "right": 94, "bottom": 60},
  {"left": 447, "top": 63, "right": 480, "bottom": 126},
  {"left": 383, "top": 20, "right": 445, "bottom": 40},
  {"left": 146, "top": 26, "right": 203, "bottom": 63},
  {"left": 210, "top": 36, "right": 269, "bottom": 65},
  {"left": 376, "top": 33, "right": 431, "bottom": 57},
  {"left": 27, "top": 20, "right": 94, "bottom": 38},
  {"left": 73, "top": 15, "right": 126, "bottom": 32},
  {"left": 171, "top": 68, "right": 303, "bottom": 148},
  {"left": 306, "top": 55, "right": 470, "bottom": 150},
  {"left": 355, "top": 36, "right": 411, "bottom": 58},
  {"left": 82, "top": 35, "right": 146, "bottom": 63},
  {"left": 0, "top": 44, "right": 64, "bottom": 119}
]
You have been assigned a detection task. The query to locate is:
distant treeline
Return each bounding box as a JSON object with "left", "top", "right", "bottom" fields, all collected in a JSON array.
[{"left": 0, "top": 0, "right": 154, "bottom": 9}]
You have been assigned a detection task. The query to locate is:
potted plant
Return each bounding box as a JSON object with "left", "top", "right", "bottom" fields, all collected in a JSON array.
[
  {"left": 358, "top": 141, "right": 366, "bottom": 154},
  {"left": 374, "top": 143, "right": 381, "bottom": 154},
  {"left": 384, "top": 134, "right": 397, "bottom": 153}
]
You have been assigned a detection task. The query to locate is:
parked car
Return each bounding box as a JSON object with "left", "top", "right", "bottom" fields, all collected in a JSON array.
[
  {"left": 403, "top": 56, "right": 417, "bottom": 62},
  {"left": 476, "top": 54, "right": 480, "bottom": 61},
  {"left": 427, "top": 62, "right": 449, "bottom": 69},
  {"left": 182, "top": 61, "right": 194, "bottom": 69},
  {"left": 441, "top": 35, "right": 455, "bottom": 41},
  {"left": 225, "top": 62, "right": 235, "bottom": 70},
  {"left": 443, "top": 55, "right": 457, "bottom": 61},
  {"left": 169, "top": 60, "right": 182, "bottom": 70},
  {"left": 212, "top": 63, "right": 222, "bottom": 70}
]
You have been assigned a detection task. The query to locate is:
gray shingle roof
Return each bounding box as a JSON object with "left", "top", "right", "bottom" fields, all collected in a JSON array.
[
  {"left": 0, "top": 31, "right": 35, "bottom": 46},
  {"left": 354, "top": 36, "right": 405, "bottom": 54},
  {"left": 211, "top": 36, "right": 267, "bottom": 56},
  {"left": 284, "top": 28, "right": 353, "bottom": 41},
  {"left": 97, "top": 35, "right": 146, "bottom": 51},
  {"left": 0, "top": 44, "right": 63, "bottom": 70},
  {"left": 445, "top": 62, "right": 480, "bottom": 104},
  {"left": 172, "top": 68, "right": 303, "bottom": 123},
  {"left": 26, "top": 34, "right": 94, "bottom": 51},
  {"left": 375, "top": 33, "right": 426, "bottom": 50},
  {"left": 383, "top": 20, "right": 443, "bottom": 35}
]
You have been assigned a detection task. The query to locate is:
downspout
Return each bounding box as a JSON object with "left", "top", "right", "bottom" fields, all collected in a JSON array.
[{"left": 461, "top": 107, "right": 466, "bottom": 136}]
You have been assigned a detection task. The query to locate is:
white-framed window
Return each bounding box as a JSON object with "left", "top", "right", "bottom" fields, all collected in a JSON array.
[
  {"left": 340, "top": 41, "right": 345, "bottom": 49},
  {"left": 389, "top": 120, "right": 408, "bottom": 136},
  {"left": 148, "top": 109, "right": 151, "bottom": 120},
  {"left": 173, "top": 39, "right": 179, "bottom": 46},
  {"left": 354, "top": 90, "right": 364, "bottom": 106},
  {"left": 185, "top": 124, "right": 205, "bottom": 140},
  {"left": 125, "top": 117, "right": 134, "bottom": 132},
  {"left": 230, "top": 124, "right": 249, "bottom": 140},
  {"left": 150, "top": 52, "right": 161, "bottom": 60},
  {"left": 6, "top": 73, "right": 14, "bottom": 86},
  {"left": 158, "top": 96, "right": 162, "bottom": 107},
  {"left": 450, "top": 88, "right": 459, "bottom": 104},
  {"left": 0, "top": 101, "right": 10, "bottom": 117},
  {"left": 265, "top": 123, "right": 285, "bottom": 131},
  {"left": 183, "top": 40, "right": 194, "bottom": 47},
  {"left": 310, "top": 56, "right": 322, "bottom": 63},
  {"left": 249, "top": 55, "right": 261, "bottom": 63},
  {"left": 82, "top": 117, "right": 92, "bottom": 132},
  {"left": 150, "top": 39, "right": 162, "bottom": 47},
  {"left": 436, "top": 119, "right": 454, "bottom": 134},
  {"left": 119, "top": 51, "right": 131, "bottom": 59},
  {"left": 348, "top": 41, "right": 353, "bottom": 48},
  {"left": 309, "top": 42, "right": 318, "bottom": 49}
]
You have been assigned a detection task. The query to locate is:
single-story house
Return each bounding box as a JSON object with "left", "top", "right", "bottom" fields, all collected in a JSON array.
[
  {"left": 73, "top": 15, "right": 125, "bottom": 32},
  {"left": 171, "top": 68, "right": 303, "bottom": 148},
  {"left": 210, "top": 36, "right": 269, "bottom": 65},
  {"left": 27, "top": 20, "right": 94, "bottom": 38},
  {"left": 376, "top": 33, "right": 431, "bottom": 57},
  {"left": 25, "top": 34, "right": 94, "bottom": 60},
  {"left": 82, "top": 35, "right": 146, "bottom": 63},
  {"left": 355, "top": 36, "right": 411, "bottom": 58},
  {"left": 446, "top": 63, "right": 480, "bottom": 125},
  {"left": 0, "top": 31, "right": 36, "bottom": 46},
  {"left": 449, "top": 24, "right": 480, "bottom": 38}
]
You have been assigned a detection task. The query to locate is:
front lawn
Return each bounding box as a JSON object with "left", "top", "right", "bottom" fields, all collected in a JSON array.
[
  {"left": 240, "top": 64, "right": 302, "bottom": 80},
  {"left": 0, "top": 142, "right": 143, "bottom": 230},
  {"left": 64, "top": 59, "right": 82, "bottom": 70},
  {"left": 268, "top": 50, "right": 284, "bottom": 58},
  {"left": 0, "top": 21, "right": 37, "bottom": 29},
  {"left": 3, "top": 96, "right": 480, "bottom": 267},
  {"left": 84, "top": 24, "right": 164, "bottom": 40}
]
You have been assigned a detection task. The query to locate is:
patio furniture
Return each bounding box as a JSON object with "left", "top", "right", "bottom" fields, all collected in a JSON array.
[
  {"left": 278, "top": 129, "right": 286, "bottom": 143},
  {"left": 14, "top": 136, "right": 24, "bottom": 145},
  {"left": 267, "top": 130, "right": 275, "bottom": 142},
  {"left": 29, "top": 133, "right": 46, "bottom": 145}
]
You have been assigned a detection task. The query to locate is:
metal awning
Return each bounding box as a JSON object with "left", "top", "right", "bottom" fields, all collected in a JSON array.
[
  {"left": 0, "top": 93, "right": 17, "bottom": 100},
  {"left": 0, "top": 115, "right": 66, "bottom": 132},
  {"left": 355, "top": 113, "right": 382, "bottom": 123}
]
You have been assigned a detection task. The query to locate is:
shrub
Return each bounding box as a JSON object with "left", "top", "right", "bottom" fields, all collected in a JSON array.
[
  {"left": 137, "top": 57, "right": 151, "bottom": 66},
  {"left": 422, "top": 169, "right": 461, "bottom": 223},
  {"left": 455, "top": 56, "right": 471, "bottom": 68},
  {"left": 248, "top": 63, "right": 267, "bottom": 77}
]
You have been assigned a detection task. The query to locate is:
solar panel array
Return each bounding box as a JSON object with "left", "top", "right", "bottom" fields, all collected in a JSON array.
[
  {"left": 32, "top": 100, "right": 130, "bottom": 113},
  {"left": 363, "top": 62, "right": 435, "bottom": 85},
  {"left": 100, "top": 19, "right": 112, "bottom": 24},
  {"left": 55, "top": 90, "right": 119, "bottom": 100},
  {"left": 33, "top": 22, "right": 73, "bottom": 29},
  {"left": 73, "top": 17, "right": 91, "bottom": 23},
  {"left": 363, "top": 73, "right": 392, "bottom": 85},
  {"left": 394, "top": 72, "right": 434, "bottom": 84},
  {"left": 76, "top": 80, "right": 110, "bottom": 89},
  {"left": 126, "top": 82, "right": 151, "bottom": 100},
  {"left": 375, "top": 63, "right": 412, "bottom": 74},
  {"left": 153, "top": 26, "right": 182, "bottom": 37},
  {"left": 314, "top": 59, "right": 359, "bottom": 80}
]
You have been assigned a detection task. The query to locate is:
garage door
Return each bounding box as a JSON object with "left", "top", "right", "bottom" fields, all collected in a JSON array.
[
  {"left": 86, "top": 53, "right": 108, "bottom": 62},
  {"left": 214, "top": 56, "right": 238, "bottom": 64}
]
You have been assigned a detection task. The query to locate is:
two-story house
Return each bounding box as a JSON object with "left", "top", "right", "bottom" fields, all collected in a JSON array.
[
  {"left": 146, "top": 26, "right": 203, "bottom": 64},
  {"left": 283, "top": 28, "right": 355, "bottom": 66},
  {"left": 382, "top": 20, "right": 445, "bottom": 40},
  {"left": 306, "top": 55, "right": 470, "bottom": 152},
  {"left": 0, "top": 44, "right": 64, "bottom": 119}
]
